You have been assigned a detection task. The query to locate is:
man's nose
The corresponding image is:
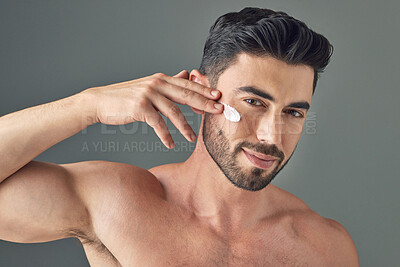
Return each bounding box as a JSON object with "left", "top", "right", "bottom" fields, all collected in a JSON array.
[{"left": 255, "top": 112, "right": 283, "bottom": 145}]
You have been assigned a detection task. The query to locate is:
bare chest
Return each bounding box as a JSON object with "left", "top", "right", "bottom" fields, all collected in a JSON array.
[
  {"left": 80, "top": 218, "right": 323, "bottom": 266},
  {"left": 78, "top": 172, "right": 328, "bottom": 266}
]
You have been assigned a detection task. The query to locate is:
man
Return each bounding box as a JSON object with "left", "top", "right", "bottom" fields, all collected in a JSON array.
[{"left": 0, "top": 7, "right": 359, "bottom": 266}]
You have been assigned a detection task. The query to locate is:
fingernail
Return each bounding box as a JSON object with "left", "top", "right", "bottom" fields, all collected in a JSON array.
[
  {"left": 211, "top": 90, "right": 219, "bottom": 97},
  {"left": 190, "top": 133, "right": 196, "bottom": 142},
  {"left": 169, "top": 141, "right": 175, "bottom": 149},
  {"left": 214, "top": 103, "right": 223, "bottom": 110}
]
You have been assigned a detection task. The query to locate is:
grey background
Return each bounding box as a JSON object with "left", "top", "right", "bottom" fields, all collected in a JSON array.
[{"left": 0, "top": 0, "right": 398, "bottom": 266}]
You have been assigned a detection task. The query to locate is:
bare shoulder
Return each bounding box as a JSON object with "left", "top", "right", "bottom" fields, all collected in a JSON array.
[
  {"left": 61, "top": 160, "right": 166, "bottom": 201},
  {"left": 58, "top": 161, "right": 167, "bottom": 266},
  {"left": 60, "top": 160, "right": 167, "bottom": 235},
  {"left": 270, "top": 185, "right": 359, "bottom": 266},
  {"left": 319, "top": 216, "right": 359, "bottom": 266},
  {"left": 291, "top": 203, "right": 359, "bottom": 265},
  {"left": 300, "top": 214, "right": 359, "bottom": 266}
]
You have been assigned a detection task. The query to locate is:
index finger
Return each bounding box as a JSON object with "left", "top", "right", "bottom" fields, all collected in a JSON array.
[
  {"left": 155, "top": 82, "right": 224, "bottom": 113},
  {"left": 159, "top": 73, "right": 221, "bottom": 100}
]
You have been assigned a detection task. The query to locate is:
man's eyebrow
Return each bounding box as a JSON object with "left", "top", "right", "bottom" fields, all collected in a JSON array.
[
  {"left": 234, "top": 86, "right": 310, "bottom": 111},
  {"left": 287, "top": 102, "right": 310, "bottom": 110},
  {"left": 234, "top": 86, "right": 275, "bottom": 102}
]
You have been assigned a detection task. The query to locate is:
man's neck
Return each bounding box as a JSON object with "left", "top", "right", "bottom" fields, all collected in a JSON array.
[{"left": 167, "top": 134, "right": 277, "bottom": 237}]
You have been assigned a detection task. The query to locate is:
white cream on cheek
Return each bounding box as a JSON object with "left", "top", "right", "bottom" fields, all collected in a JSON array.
[{"left": 220, "top": 102, "right": 241, "bottom": 122}]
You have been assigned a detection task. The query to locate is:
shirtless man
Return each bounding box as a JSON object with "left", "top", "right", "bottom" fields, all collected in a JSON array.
[{"left": 0, "top": 7, "right": 359, "bottom": 266}]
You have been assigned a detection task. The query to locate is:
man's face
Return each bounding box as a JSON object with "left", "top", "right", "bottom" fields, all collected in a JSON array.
[{"left": 202, "top": 53, "right": 314, "bottom": 191}]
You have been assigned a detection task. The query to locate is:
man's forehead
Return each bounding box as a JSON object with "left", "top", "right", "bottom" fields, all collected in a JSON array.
[{"left": 217, "top": 53, "right": 314, "bottom": 102}]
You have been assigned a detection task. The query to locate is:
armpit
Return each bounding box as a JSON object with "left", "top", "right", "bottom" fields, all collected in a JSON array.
[{"left": 65, "top": 227, "right": 119, "bottom": 264}]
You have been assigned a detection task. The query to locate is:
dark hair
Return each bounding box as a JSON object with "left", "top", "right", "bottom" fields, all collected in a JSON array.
[{"left": 198, "top": 7, "right": 334, "bottom": 94}]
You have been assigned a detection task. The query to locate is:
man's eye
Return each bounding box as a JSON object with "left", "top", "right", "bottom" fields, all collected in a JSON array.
[
  {"left": 244, "top": 99, "right": 263, "bottom": 106},
  {"left": 286, "top": 109, "right": 304, "bottom": 118}
]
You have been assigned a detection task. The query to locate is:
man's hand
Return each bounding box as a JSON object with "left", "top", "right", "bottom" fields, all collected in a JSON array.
[{"left": 83, "top": 70, "right": 223, "bottom": 149}]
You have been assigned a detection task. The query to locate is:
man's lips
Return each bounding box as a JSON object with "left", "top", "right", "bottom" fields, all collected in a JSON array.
[
  {"left": 242, "top": 148, "right": 278, "bottom": 169},
  {"left": 241, "top": 148, "right": 279, "bottom": 161}
]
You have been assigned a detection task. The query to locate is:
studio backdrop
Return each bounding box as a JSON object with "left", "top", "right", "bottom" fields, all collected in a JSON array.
[{"left": 0, "top": 0, "right": 398, "bottom": 266}]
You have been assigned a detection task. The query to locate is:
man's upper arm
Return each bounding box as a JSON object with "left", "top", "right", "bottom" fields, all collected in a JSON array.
[{"left": 0, "top": 160, "right": 91, "bottom": 243}]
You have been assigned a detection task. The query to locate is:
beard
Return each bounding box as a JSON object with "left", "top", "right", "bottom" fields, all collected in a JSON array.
[{"left": 202, "top": 112, "right": 296, "bottom": 191}]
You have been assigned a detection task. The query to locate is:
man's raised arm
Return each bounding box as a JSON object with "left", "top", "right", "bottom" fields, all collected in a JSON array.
[
  {"left": 0, "top": 91, "right": 96, "bottom": 183},
  {"left": 0, "top": 71, "right": 221, "bottom": 183},
  {"left": 0, "top": 70, "right": 223, "bottom": 243}
]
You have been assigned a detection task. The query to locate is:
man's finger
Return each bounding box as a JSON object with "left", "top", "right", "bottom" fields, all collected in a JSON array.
[
  {"left": 153, "top": 82, "right": 223, "bottom": 114},
  {"left": 173, "top": 70, "right": 189, "bottom": 79},
  {"left": 143, "top": 106, "right": 174, "bottom": 149},
  {"left": 161, "top": 74, "right": 221, "bottom": 100},
  {"left": 152, "top": 95, "right": 196, "bottom": 142},
  {"left": 191, "top": 107, "right": 204, "bottom": 114}
]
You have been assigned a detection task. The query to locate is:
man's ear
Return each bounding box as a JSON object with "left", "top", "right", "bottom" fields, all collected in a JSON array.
[
  {"left": 189, "top": 69, "right": 210, "bottom": 88},
  {"left": 189, "top": 69, "right": 211, "bottom": 115}
]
